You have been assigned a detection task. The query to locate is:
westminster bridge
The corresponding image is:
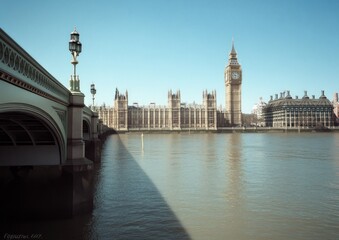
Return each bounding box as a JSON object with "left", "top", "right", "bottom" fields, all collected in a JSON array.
[{"left": 0, "top": 28, "right": 113, "bottom": 220}]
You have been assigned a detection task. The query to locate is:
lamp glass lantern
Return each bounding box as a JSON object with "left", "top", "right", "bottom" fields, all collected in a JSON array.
[
  {"left": 91, "top": 83, "right": 97, "bottom": 109},
  {"left": 69, "top": 29, "right": 82, "bottom": 55},
  {"left": 76, "top": 42, "right": 82, "bottom": 54},
  {"left": 69, "top": 40, "right": 77, "bottom": 52},
  {"left": 70, "top": 30, "right": 79, "bottom": 42},
  {"left": 91, "top": 84, "right": 96, "bottom": 95}
]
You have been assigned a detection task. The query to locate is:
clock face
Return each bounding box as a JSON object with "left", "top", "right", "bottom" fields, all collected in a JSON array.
[{"left": 232, "top": 71, "right": 240, "bottom": 79}]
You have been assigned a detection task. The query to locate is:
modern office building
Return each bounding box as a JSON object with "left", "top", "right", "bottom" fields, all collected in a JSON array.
[{"left": 263, "top": 90, "right": 334, "bottom": 128}]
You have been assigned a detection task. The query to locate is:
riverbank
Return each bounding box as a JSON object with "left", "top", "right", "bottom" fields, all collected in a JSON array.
[{"left": 117, "top": 127, "right": 339, "bottom": 134}]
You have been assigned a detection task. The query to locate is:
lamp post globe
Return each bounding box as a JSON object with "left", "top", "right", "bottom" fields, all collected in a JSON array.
[
  {"left": 69, "top": 29, "right": 81, "bottom": 54},
  {"left": 91, "top": 84, "right": 96, "bottom": 110},
  {"left": 90, "top": 84, "right": 96, "bottom": 95}
]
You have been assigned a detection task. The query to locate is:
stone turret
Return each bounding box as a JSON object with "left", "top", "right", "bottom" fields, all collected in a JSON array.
[
  {"left": 168, "top": 89, "right": 181, "bottom": 129},
  {"left": 113, "top": 88, "right": 128, "bottom": 130},
  {"left": 203, "top": 90, "right": 217, "bottom": 129}
]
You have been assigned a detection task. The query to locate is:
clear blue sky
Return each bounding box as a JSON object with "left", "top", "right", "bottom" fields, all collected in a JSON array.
[{"left": 1, "top": 0, "right": 339, "bottom": 113}]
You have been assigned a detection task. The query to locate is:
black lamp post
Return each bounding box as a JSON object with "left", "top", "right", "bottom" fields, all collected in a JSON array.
[
  {"left": 90, "top": 83, "right": 96, "bottom": 110},
  {"left": 69, "top": 28, "right": 82, "bottom": 91}
]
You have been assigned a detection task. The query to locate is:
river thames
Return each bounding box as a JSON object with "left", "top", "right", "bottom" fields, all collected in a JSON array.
[{"left": 3, "top": 133, "right": 339, "bottom": 240}]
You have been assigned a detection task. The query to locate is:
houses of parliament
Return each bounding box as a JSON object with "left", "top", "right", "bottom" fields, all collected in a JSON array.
[{"left": 95, "top": 43, "right": 242, "bottom": 131}]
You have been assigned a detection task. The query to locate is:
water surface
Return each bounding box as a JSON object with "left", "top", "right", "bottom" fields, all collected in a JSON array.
[
  {"left": 90, "top": 133, "right": 339, "bottom": 240},
  {"left": 2, "top": 133, "right": 339, "bottom": 240}
]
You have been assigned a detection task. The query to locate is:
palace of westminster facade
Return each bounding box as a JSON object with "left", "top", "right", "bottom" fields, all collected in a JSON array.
[
  {"left": 95, "top": 42, "right": 336, "bottom": 131},
  {"left": 95, "top": 43, "right": 242, "bottom": 131}
]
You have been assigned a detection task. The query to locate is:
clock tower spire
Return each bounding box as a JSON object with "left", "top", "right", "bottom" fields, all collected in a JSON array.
[
  {"left": 224, "top": 40, "right": 242, "bottom": 126},
  {"left": 229, "top": 39, "right": 239, "bottom": 65}
]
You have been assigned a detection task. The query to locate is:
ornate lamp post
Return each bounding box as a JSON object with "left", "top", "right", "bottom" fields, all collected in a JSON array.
[
  {"left": 69, "top": 28, "right": 82, "bottom": 92},
  {"left": 90, "top": 83, "right": 96, "bottom": 110}
]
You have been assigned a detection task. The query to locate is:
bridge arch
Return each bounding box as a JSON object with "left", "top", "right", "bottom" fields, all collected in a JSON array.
[
  {"left": 0, "top": 104, "right": 65, "bottom": 166},
  {"left": 83, "top": 118, "right": 91, "bottom": 141}
]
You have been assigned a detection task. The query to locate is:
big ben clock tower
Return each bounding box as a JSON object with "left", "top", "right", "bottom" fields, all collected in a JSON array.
[{"left": 225, "top": 41, "right": 242, "bottom": 126}]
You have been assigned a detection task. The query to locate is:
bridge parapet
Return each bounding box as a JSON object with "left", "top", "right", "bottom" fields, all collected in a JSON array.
[{"left": 0, "top": 28, "right": 69, "bottom": 105}]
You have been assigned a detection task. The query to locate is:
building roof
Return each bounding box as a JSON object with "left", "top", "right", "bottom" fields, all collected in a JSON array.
[{"left": 266, "top": 91, "right": 333, "bottom": 109}]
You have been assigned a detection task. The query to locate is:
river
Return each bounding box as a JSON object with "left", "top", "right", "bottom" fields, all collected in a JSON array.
[{"left": 2, "top": 133, "right": 339, "bottom": 240}]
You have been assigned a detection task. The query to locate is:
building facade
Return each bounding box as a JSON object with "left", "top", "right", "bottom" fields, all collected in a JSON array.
[
  {"left": 96, "top": 89, "right": 226, "bottom": 131},
  {"left": 252, "top": 97, "right": 267, "bottom": 126},
  {"left": 225, "top": 42, "right": 242, "bottom": 126},
  {"left": 332, "top": 93, "right": 339, "bottom": 122},
  {"left": 95, "top": 42, "right": 242, "bottom": 131},
  {"left": 263, "top": 90, "right": 334, "bottom": 128}
]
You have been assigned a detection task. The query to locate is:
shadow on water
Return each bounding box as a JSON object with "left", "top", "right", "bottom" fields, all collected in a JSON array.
[
  {"left": 0, "top": 134, "right": 191, "bottom": 240},
  {"left": 88, "top": 134, "right": 191, "bottom": 240}
]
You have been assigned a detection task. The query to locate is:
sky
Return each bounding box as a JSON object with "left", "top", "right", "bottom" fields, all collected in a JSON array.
[{"left": 1, "top": 0, "right": 339, "bottom": 113}]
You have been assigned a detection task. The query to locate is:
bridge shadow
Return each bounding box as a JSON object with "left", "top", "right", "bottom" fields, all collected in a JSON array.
[
  {"left": 87, "top": 134, "right": 191, "bottom": 239},
  {"left": 0, "top": 134, "right": 191, "bottom": 240}
]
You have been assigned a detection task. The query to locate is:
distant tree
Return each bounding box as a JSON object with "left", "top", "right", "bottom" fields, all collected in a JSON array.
[{"left": 242, "top": 113, "right": 257, "bottom": 126}]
